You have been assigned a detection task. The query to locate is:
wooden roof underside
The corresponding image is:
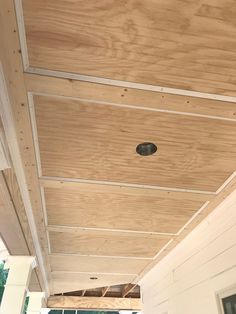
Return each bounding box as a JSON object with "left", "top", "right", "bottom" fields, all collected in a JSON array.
[{"left": 0, "top": 0, "right": 236, "bottom": 298}]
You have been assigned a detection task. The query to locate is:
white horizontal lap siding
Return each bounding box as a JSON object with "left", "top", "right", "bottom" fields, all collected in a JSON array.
[{"left": 140, "top": 189, "right": 236, "bottom": 314}]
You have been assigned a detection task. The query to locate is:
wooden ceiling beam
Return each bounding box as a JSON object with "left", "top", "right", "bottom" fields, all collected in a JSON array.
[
  {"left": 0, "top": 0, "right": 49, "bottom": 294},
  {"left": 122, "top": 284, "right": 137, "bottom": 298},
  {"left": 47, "top": 296, "right": 141, "bottom": 311},
  {"left": 101, "top": 286, "right": 109, "bottom": 297}
]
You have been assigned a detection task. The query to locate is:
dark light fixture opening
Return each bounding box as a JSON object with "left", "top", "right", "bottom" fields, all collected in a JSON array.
[{"left": 136, "top": 142, "right": 157, "bottom": 156}]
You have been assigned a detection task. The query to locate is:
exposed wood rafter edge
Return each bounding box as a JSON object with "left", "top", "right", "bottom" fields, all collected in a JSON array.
[
  {"left": 122, "top": 284, "right": 137, "bottom": 298},
  {"left": 47, "top": 296, "right": 142, "bottom": 311},
  {"left": 0, "top": 63, "right": 49, "bottom": 295},
  {"left": 101, "top": 286, "right": 109, "bottom": 297}
]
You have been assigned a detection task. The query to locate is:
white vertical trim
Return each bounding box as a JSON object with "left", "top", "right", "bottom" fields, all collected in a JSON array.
[
  {"left": 0, "top": 63, "right": 49, "bottom": 295},
  {"left": 0, "top": 131, "right": 11, "bottom": 170},
  {"left": 14, "top": 0, "right": 29, "bottom": 70},
  {"left": 27, "top": 97, "right": 51, "bottom": 254},
  {"left": 28, "top": 93, "right": 42, "bottom": 177},
  {"left": 0, "top": 256, "right": 37, "bottom": 314},
  {"left": 40, "top": 187, "right": 51, "bottom": 254},
  {"left": 27, "top": 292, "right": 46, "bottom": 314},
  {"left": 216, "top": 284, "right": 236, "bottom": 314}
]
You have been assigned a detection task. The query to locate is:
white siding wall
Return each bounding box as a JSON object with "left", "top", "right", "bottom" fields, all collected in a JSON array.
[{"left": 140, "top": 189, "right": 236, "bottom": 314}]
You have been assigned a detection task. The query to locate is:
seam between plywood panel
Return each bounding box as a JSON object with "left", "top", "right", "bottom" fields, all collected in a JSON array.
[
  {"left": 30, "top": 92, "right": 236, "bottom": 123},
  {"left": 24, "top": 74, "right": 236, "bottom": 121},
  {"left": 40, "top": 176, "right": 215, "bottom": 195},
  {"left": 47, "top": 225, "right": 176, "bottom": 237},
  {"left": 51, "top": 271, "right": 139, "bottom": 276},
  {"left": 27, "top": 67, "right": 236, "bottom": 103},
  {"left": 50, "top": 253, "right": 154, "bottom": 260}
]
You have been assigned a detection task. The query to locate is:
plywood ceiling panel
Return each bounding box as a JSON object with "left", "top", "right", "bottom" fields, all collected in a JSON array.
[
  {"left": 22, "top": 0, "right": 236, "bottom": 95},
  {"left": 51, "top": 272, "right": 136, "bottom": 295},
  {"left": 49, "top": 255, "right": 149, "bottom": 275},
  {"left": 49, "top": 230, "right": 171, "bottom": 258},
  {"left": 34, "top": 95, "right": 236, "bottom": 192},
  {"left": 45, "top": 185, "right": 208, "bottom": 233},
  {"left": 4, "top": 0, "right": 236, "bottom": 296}
]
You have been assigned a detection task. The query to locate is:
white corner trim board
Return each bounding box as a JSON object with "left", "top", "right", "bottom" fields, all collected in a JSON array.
[{"left": 0, "top": 63, "right": 49, "bottom": 295}]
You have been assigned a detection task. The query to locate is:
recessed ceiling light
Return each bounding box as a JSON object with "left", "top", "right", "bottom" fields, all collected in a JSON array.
[
  {"left": 136, "top": 142, "right": 157, "bottom": 156},
  {"left": 90, "top": 277, "right": 98, "bottom": 280}
]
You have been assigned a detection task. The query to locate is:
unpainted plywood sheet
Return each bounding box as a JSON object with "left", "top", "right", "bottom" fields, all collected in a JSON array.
[
  {"left": 49, "top": 254, "right": 149, "bottom": 275},
  {"left": 23, "top": 0, "right": 236, "bottom": 95},
  {"left": 49, "top": 229, "right": 171, "bottom": 258},
  {"left": 45, "top": 185, "right": 208, "bottom": 233},
  {"left": 34, "top": 95, "right": 236, "bottom": 192}
]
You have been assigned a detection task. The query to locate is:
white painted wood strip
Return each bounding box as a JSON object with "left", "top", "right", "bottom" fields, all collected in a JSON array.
[
  {"left": 31, "top": 92, "right": 236, "bottom": 123},
  {"left": 27, "top": 67, "right": 236, "bottom": 103},
  {"left": 14, "top": 0, "right": 29, "bottom": 69},
  {"left": 47, "top": 225, "right": 176, "bottom": 237},
  {"left": 41, "top": 176, "right": 215, "bottom": 195},
  {"left": 50, "top": 252, "right": 153, "bottom": 261}
]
